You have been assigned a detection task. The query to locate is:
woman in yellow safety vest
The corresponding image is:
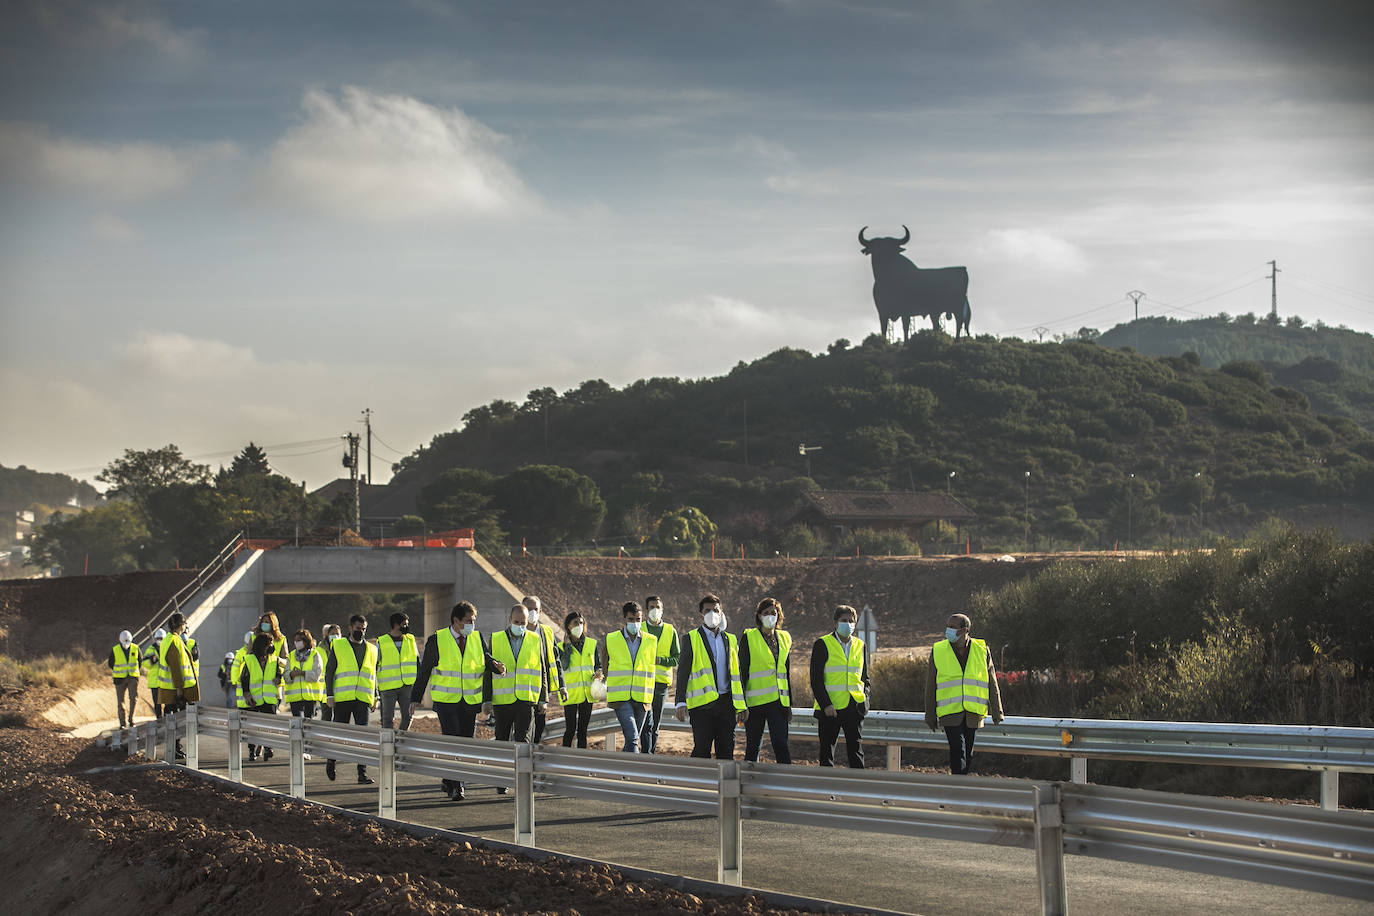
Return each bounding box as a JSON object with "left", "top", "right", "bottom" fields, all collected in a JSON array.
[
  {"left": 239, "top": 633, "right": 281, "bottom": 762},
  {"left": 808, "top": 605, "right": 869, "bottom": 769},
  {"left": 143, "top": 627, "right": 167, "bottom": 719},
  {"left": 599, "top": 602, "right": 658, "bottom": 753},
  {"left": 741, "top": 597, "right": 793, "bottom": 764},
  {"left": 255, "top": 612, "right": 290, "bottom": 696},
  {"left": 283, "top": 628, "right": 325, "bottom": 719},
  {"left": 557, "top": 612, "right": 600, "bottom": 749}
]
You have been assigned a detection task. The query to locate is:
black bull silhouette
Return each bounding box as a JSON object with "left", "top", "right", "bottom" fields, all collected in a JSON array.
[{"left": 859, "top": 226, "right": 970, "bottom": 340}]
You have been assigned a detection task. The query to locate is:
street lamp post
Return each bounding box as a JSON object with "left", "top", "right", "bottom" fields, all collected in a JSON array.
[
  {"left": 1126, "top": 473, "right": 1135, "bottom": 550},
  {"left": 798, "top": 443, "right": 822, "bottom": 479},
  {"left": 947, "top": 470, "right": 956, "bottom": 494}
]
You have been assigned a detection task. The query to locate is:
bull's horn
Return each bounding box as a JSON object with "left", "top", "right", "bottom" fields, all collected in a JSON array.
[
  {"left": 858, "top": 226, "right": 870, "bottom": 246},
  {"left": 897, "top": 225, "right": 910, "bottom": 245}
]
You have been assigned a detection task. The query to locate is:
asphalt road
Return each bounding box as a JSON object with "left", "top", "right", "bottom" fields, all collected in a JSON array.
[{"left": 178, "top": 734, "right": 1367, "bottom": 916}]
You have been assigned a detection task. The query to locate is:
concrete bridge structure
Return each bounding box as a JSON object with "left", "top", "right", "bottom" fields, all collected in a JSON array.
[{"left": 185, "top": 547, "right": 530, "bottom": 706}]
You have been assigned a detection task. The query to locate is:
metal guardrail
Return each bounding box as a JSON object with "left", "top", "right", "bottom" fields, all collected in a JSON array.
[{"left": 102, "top": 707, "right": 1374, "bottom": 914}]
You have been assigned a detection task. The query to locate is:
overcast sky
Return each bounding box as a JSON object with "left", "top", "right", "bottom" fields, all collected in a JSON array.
[{"left": 2, "top": 0, "right": 1372, "bottom": 491}]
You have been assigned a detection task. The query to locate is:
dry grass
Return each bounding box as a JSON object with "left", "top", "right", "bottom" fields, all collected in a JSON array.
[{"left": 0, "top": 651, "right": 106, "bottom": 691}]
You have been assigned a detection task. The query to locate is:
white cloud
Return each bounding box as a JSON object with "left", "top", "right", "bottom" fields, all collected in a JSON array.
[
  {"left": 0, "top": 121, "right": 235, "bottom": 200},
  {"left": 86, "top": 211, "right": 140, "bottom": 242},
  {"left": 982, "top": 228, "right": 1090, "bottom": 273},
  {"left": 118, "top": 331, "right": 260, "bottom": 379},
  {"left": 256, "top": 86, "right": 539, "bottom": 221}
]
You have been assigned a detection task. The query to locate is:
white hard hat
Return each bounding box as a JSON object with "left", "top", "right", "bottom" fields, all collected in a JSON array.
[
  {"left": 118, "top": 630, "right": 132, "bottom": 643},
  {"left": 152, "top": 627, "right": 167, "bottom": 641},
  {"left": 224, "top": 651, "right": 235, "bottom": 660}
]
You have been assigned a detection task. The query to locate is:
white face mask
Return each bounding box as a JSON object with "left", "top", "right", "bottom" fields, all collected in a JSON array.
[
  {"left": 761, "top": 614, "right": 778, "bottom": 629},
  {"left": 120, "top": 638, "right": 132, "bottom": 648},
  {"left": 456, "top": 622, "right": 475, "bottom": 637},
  {"left": 703, "top": 610, "right": 721, "bottom": 629},
  {"left": 570, "top": 625, "right": 584, "bottom": 638},
  {"left": 527, "top": 609, "right": 540, "bottom": 625},
  {"left": 647, "top": 607, "right": 663, "bottom": 623}
]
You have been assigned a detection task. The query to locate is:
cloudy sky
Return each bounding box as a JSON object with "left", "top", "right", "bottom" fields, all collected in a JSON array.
[{"left": 2, "top": 0, "right": 1372, "bottom": 490}]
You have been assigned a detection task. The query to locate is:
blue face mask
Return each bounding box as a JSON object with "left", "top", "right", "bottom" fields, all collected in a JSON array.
[
  {"left": 509, "top": 624, "right": 526, "bottom": 637},
  {"left": 836, "top": 621, "right": 854, "bottom": 637},
  {"left": 625, "top": 620, "right": 641, "bottom": 637},
  {"left": 946, "top": 627, "right": 962, "bottom": 642}
]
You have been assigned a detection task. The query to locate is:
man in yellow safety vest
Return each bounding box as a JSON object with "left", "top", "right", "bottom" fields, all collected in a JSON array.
[
  {"left": 673, "top": 594, "right": 747, "bottom": 759},
  {"left": 599, "top": 601, "right": 658, "bottom": 753},
  {"left": 924, "top": 613, "right": 1004, "bottom": 774},
  {"left": 324, "top": 613, "right": 379, "bottom": 784},
  {"left": 640, "top": 595, "right": 678, "bottom": 754},
  {"left": 521, "top": 595, "right": 565, "bottom": 744},
  {"left": 377, "top": 612, "right": 418, "bottom": 731},
  {"left": 108, "top": 629, "right": 140, "bottom": 728},
  {"left": 487, "top": 603, "right": 551, "bottom": 773},
  {"left": 809, "top": 605, "right": 869, "bottom": 768}
]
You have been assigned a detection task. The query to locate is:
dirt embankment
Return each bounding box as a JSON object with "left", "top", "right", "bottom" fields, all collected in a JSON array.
[
  {"left": 0, "top": 570, "right": 196, "bottom": 659},
  {"left": 0, "top": 724, "right": 849, "bottom": 916},
  {"left": 488, "top": 555, "right": 1065, "bottom": 648}
]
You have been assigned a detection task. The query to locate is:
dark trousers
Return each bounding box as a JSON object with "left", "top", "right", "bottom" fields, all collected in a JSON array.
[
  {"left": 688, "top": 696, "right": 737, "bottom": 760},
  {"left": 320, "top": 701, "right": 333, "bottom": 722},
  {"left": 945, "top": 724, "right": 978, "bottom": 775},
  {"left": 640, "top": 684, "right": 668, "bottom": 753},
  {"left": 435, "top": 701, "right": 480, "bottom": 794},
  {"left": 289, "top": 700, "right": 317, "bottom": 718},
  {"left": 562, "top": 701, "right": 593, "bottom": 748},
  {"left": 494, "top": 700, "right": 534, "bottom": 743},
  {"left": 532, "top": 706, "right": 547, "bottom": 743},
  {"left": 817, "top": 705, "right": 865, "bottom": 768},
  {"left": 247, "top": 703, "right": 276, "bottom": 757},
  {"left": 149, "top": 682, "right": 162, "bottom": 720},
  {"left": 329, "top": 700, "right": 370, "bottom": 775},
  {"left": 744, "top": 701, "right": 792, "bottom": 764}
]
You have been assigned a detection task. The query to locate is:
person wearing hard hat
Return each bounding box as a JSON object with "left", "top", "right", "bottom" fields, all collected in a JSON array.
[
  {"left": 108, "top": 629, "right": 140, "bottom": 728},
  {"left": 217, "top": 651, "right": 237, "bottom": 709},
  {"left": 924, "top": 613, "right": 1004, "bottom": 775},
  {"left": 408, "top": 601, "right": 505, "bottom": 801},
  {"left": 556, "top": 612, "right": 600, "bottom": 749},
  {"left": 143, "top": 627, "right": 167, "bottom": 720}
]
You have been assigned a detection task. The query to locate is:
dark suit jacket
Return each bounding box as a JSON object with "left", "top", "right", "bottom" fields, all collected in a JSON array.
[{"left": 673, "top": 625, "right": 743, "bottom": 709}]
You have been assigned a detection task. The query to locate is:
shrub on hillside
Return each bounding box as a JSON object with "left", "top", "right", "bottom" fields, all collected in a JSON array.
[{"left": 836, "top": 527, "right": 921, "bottom": 557}]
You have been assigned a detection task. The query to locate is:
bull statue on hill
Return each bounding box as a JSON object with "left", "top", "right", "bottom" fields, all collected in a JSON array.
[{"left": 859, "top": 226, "right": 971, "bottom": 341}]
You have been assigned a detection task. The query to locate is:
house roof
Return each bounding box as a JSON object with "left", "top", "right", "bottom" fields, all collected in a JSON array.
[
  {"left": 800, "top": 489, "right": 975, "bottom": 521},
  {"left": 309, "top": 479, "right": 421, "bottom": 522}
]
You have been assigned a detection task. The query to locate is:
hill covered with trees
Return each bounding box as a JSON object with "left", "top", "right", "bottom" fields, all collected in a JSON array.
[
  {"left": 1097, "top": 315, "right": 1374, "bottom": 432},
  {"left": 391, "top": 331, "right": 1374, "bottom": 551}
]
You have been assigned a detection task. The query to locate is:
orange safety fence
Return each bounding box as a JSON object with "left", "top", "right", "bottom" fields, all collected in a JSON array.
[{"left": 238, "top": 529, "right": 475, "bottom": 552}]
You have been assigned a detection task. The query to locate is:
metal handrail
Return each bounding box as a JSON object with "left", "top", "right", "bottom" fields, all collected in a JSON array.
[{"left": 130, "top": 531, "right": 244, "bottom": 646}]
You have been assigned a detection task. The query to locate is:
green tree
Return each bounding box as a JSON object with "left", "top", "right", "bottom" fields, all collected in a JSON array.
[
  {"left": 492, "top": 465, "right": 605, "bottom": 544},
  {"left": 96, "top": 445, "right": 210, "bottom": 508},
  {"left": 28, "top": 502, "right": 148, "bottom": 574},
  {"left": 227, "top": 442, "right": 271, "bottom": 477},
  {"left": 418, "top": 468, "right": 505, "bottom": 551},
  {"left": 655, "top": 506, "right": 717, "bottom": 556}
]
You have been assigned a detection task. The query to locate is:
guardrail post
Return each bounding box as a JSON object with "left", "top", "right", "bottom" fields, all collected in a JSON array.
[
  {"left": 514, "top": 742, "right": 535, "bottom": 847},
  {"left": 1070, "top": 757, "right": 1087, "bottom": 784},
  {"left": 126, "top": 725, "right": 137, "bottom": 759},
  {"left": 144, "top": 722, "right": 155, "bottom": 760},
  {"left": 886, "top": 744, "right": 901, "bottom": 770},
  {"left": 605, "top": 731, "right": 616, "bottom": 752},
  {"left": 718, "top": 761, "right": 743, "bottom": 886},
  {"left": 186, "top": 704, "right": 199, "bottom": 769},
  {"left": 1033, "top": 784, "right": 1068, "bottom": 916},
  {"left": 1320, "top": 769, "right": 1340, "bottom": 810},
  {"left": 379, "top": 728, "right": 396, "bottom": 820},
  {"left": 289, "top": 715, "right": 306, "bottom": 799},
  {"left": 228, "top": 708, "right": 243, "bottom": 782}
]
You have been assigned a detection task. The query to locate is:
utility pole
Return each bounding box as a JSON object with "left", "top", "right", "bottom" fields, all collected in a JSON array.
[
  {"left": 1033, "top": 326, "right": 1050, "bottom": 343},
  {"left": 1267, "top": 260, "right": 1280, "bottom": 320},
  {"left": 1023, "top": 470, "right": 1030, "bottom": 552},
  {"left": 361, "top": 408, "right": 373, "bottom": 485},
  {"left": 343, "top": 432, "right": 361, "bottom": 532},
  {"left": 742, "top": 399, "right": 749, "bottom": 467}
]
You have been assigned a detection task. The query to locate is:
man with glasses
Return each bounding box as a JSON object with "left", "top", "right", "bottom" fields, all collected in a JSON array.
[{"left": 925, "top": 613, "right": 1004, "bottom": 774}]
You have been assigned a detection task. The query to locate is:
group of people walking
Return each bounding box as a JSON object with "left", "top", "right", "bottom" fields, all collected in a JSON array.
[
  {"left": 108, "top": 611, "right": 200, "bottom": 758},
  {"left": 111, "top": 597, "right": 1005, "bottom": 794}
]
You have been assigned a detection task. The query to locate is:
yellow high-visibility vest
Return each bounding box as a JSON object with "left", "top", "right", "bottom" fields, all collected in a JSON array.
[
  {"left": 112, "top": 644, "right": 140, "bottom": 679},
  {"left": 432, "top": 628, "right": 486, "bottom": 704},
  {"left": 377, "top": 633, "right": 419, "bottom": 690},
  {"left": 813, "top": 634, "right": 865, "bottom": 712},
  {"left": 537, "top": 622, "right": 561, "bottom": 693},
  {"left": 743, "top": 628, "right": 791, "bottom": 707},
  {"left": 158, "top": 633, "right": 197, "bottom": 689},
  {"left": 650, "top": 622, "right": 678, "bottom": 686},
  {"left": 143, "top": 645, "right": 164, "bottom": 690},
  {"left": 684, "top": 628, "right": 745, "bottom": 712},
  {"left": 239, "top": 654, "right": 279, "bottom": 707},
  {"left": 933, "top": 638, "right": 990, "bottom": 719},
  {"left": 489, "top": 629, "right": 543, "bottom": 705},
  {"left": 559, "top": 637, "right": 598, "bottom": 704},
  {"left": 283, "top": 650, "right": 323, "bottom": 703},
  {"left": 604, "top": 629, "right": 658, "bottom": 704},
  {"left": 330, "top": 638, "right": 379, "bottom": 703}
]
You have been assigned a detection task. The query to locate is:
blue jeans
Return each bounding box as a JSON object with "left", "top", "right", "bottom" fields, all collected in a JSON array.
[{"left": 614, "top": 701, "right": 649, "bottom": 753}]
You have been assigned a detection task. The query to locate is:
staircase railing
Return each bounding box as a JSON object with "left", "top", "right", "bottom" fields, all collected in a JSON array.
[{"left": 130, "top": 531, "right": 244, "bottom": 646}]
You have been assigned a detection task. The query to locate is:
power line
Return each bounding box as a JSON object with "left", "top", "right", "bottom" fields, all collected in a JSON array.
[
  {"left": 1284, "top": 270, "right": 1374, "bottom": 305},
  {"left": 369, "top": 430, "right": 410, "bottom": 457}
]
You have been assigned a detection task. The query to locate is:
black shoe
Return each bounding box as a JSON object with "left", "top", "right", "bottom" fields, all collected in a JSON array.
[
  {"left": 248, "top": 748, "right": 258, "bottom": 761},
  {"left": 325, "top": 762, "right": 336, "bottom": 781},
  {"left": 263, "top": 747, "right": 273, "bottom": 761},
  {"left": 357, "top": 772, "right": 374, "bottom": 785},
  {"left": 453, "top": 782, "right": 466, "bottom": 801},
  {"left": 497, "top": 786, "right": 508, "bottom": 795}
]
